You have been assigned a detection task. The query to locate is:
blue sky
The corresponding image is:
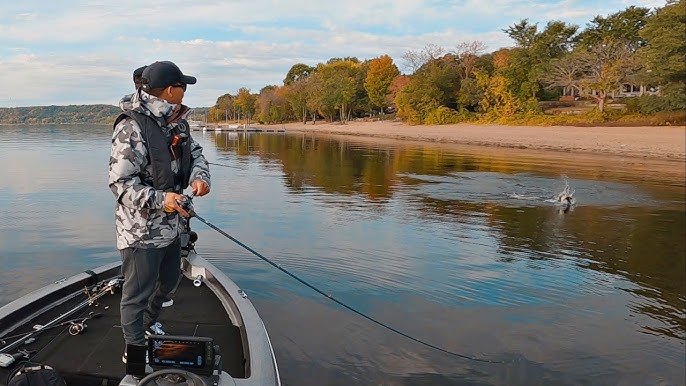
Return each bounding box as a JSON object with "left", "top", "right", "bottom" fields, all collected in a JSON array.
[{"left": 0, "top": 0, "right": 665, "bottom": 108}]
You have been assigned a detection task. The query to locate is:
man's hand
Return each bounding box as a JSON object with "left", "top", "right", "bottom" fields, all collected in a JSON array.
[
  {"left": 164, "top": 192, "right": 191, "bottom": 217},
  {"left": 191, "top": 179, "right": 210, "bottom": 197}
]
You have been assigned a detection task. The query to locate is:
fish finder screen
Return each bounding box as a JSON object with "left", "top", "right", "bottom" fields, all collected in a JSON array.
[{"left": 148, "top": 335, "right": 213, "bottom": 371}]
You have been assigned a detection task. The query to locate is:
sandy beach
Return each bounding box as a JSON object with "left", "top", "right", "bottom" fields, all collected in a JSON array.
[{"left": 256, "top": 120, "right": 686, "bottom": 161}]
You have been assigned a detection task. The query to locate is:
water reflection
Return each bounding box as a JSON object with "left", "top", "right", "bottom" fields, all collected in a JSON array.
[{"left": 203, "top": 131, "right": 685, "bottom": 342}]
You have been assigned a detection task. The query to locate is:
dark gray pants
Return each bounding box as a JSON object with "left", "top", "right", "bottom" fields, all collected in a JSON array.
[{"left": 120, "top": 239, "right": 180, "bottom": 345}]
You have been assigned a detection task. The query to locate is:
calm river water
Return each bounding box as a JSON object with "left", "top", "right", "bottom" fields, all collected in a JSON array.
[{"left": 0, "top": 124, "right": 684, "bottom": 385}]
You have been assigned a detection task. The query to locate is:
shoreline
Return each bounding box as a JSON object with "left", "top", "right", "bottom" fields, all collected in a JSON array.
[{"left": 253, "top": 120, "right": 686, "bottom": 161}]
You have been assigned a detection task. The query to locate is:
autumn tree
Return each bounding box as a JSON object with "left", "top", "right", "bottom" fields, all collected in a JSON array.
[
  {"left": 257, "top": 85, "right": 290, "bottom": 124},
  {"left": 388, "top": 74, "right": 410, "bottom": 112},
  {"left": 364, "top": 55, "right": 400, "bottom": 114},
  {"left": 475, "top": 49, "right": 526, "bottom": 117},
  {"left": 234, "top": 87, "right": 257, "bottom": 123}
]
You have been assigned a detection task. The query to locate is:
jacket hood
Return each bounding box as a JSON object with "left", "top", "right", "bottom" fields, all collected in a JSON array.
[
  {"left": 119, "top": 90, "right": 189, "bottom": 122},
  {"left": 119, "top": 93, "right": 134, "bottom": 111}
]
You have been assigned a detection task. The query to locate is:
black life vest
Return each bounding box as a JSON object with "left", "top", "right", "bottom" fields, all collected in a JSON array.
[{"left": 114, "top": 110, "right": 192, "bottom": 192}]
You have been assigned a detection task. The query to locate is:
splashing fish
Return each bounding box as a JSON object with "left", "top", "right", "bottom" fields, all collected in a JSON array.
[{"left": 556, "top": 182, "right": 575, "bottom": 212}]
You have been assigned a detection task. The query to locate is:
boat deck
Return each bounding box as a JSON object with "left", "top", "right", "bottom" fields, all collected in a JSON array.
[{"left": 1, "top": 277, "right": 245, "bottom": 386}]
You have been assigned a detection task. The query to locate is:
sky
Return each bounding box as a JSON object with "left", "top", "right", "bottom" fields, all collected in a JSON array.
[{"left": 0, "top": 0, "right": 665, "bottom": 108}]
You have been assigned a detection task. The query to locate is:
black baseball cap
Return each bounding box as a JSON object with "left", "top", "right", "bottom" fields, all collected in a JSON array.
[
  {"left": 141, "top": 61, "right": 197, "bottom": 89},
  {"left": 133, "top": 65, "right": 147, "bottom": 88}
]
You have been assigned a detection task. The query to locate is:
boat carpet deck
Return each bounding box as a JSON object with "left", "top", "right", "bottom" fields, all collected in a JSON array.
[{"left": 1, "top": 277, "right": 245, "bottom": 386}]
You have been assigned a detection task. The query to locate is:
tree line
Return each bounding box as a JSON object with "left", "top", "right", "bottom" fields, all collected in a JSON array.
[
  {"left": 0, "top": 105, "right": 121, "bottom": 125},
  {"left": 209, "top": 0, "right": 684, "bottom": 126}
]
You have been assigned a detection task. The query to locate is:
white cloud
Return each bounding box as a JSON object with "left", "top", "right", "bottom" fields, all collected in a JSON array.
[{"left": 0, "top": 0, "right": 664, "bottom": 107}]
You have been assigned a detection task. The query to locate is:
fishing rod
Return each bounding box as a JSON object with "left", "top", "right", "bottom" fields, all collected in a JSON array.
[
  {"left": 0, "top": 312, "right": 103, "bottom": 343},
  {"left": 0, "top": 278, "right": 122, "bottom": 354},
  {"left": 180, "top": 196, "right": 502, "bottom": 364}
]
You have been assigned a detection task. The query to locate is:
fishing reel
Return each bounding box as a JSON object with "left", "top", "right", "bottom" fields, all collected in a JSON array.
[
  {"left": 177, "top": 194, "right": 196, "bottom": 217},
  {"left": 67, "top": 322, "right": 86, "bottom": 336},
  {"left": 63, "top": 312, "right": 101, "bottom": 336}
]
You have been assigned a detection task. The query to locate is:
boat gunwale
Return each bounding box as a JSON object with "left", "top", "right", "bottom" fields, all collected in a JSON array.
[
  {"left": 0, "top": 256, "right": 280, "bottom": 386},
  {"left": 184, "top": 251, "right": 281, "bottom": 385}
]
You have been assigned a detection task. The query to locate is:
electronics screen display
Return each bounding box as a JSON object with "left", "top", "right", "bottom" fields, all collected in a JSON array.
[{"left": 147, "top": 335, "right": 214, "bottom": 374}]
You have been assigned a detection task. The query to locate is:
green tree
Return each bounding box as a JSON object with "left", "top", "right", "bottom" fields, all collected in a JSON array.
[
  {"left": 312, "top": 60, "right": 361, "bottom": 123},
  {"left": 394, "top": 54, "right": 462, "bottom": 124},
  {"left": 638, "top": 0, "right": 686, "bottom": 106},
  {"left": 457, "top": 78, "right": 484, "bottom": 112},
  {"left": 503, "top": 19, "right": 578, "bottom": 101},
  {"left": 305, "top": 72, "right": 325, "bottom": 123},
  {"left": 394, "top": 80, "right": 442, "bottom": 124},
  {"left": 576, "top": 6, "right": 651, "bottom": 51},
  {"left": 504, "top": 19, "right": 538, "bottom": 49},
  {"left": 416, "top": 55, "right": 462, "bottom": 109},
  {"left": 214, "top": 93, "right": 236, "bottom": 122},
  {"left": 364, "top": 55, "right": 400, "bottom": 114},
  {"left": 284, "top": 77, "right": 311, "bottom": 124},
  {"left": 284, "top": 63, "right": 315, "bottom": 86}
]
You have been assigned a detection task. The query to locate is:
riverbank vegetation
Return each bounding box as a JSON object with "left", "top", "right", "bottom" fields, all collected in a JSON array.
[{"left": 209, "top": 0, "right": 684, "bottom": 127}]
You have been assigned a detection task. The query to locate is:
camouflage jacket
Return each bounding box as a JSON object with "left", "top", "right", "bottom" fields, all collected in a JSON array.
[{"left": 109, "top": 91, "right": 211, "bottom": 250}]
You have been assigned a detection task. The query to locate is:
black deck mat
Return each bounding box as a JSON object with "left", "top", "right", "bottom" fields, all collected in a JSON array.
[{"left": 1, "top": 276, "right": 245, "bottom": 386}]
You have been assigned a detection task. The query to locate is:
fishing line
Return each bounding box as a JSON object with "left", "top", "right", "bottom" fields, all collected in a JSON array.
[
  {"left": 208, "top": 161, "right": 239, "bottom": 169},
  {"left": 192, "top": 212, "right": 503, "bottom": 363}
]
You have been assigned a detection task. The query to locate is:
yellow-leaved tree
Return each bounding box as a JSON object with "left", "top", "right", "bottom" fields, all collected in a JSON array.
[{"left": 364, "top": 55, "right": 400, "bottom": 115}]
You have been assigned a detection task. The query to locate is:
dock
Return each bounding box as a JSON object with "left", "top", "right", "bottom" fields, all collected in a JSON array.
[{"left": 190, "top": 124, "right": 286, "bottom": 133}]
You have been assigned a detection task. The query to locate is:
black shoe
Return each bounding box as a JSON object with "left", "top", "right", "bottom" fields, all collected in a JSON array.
[{"left": 122, "top": 351, "right": 149, "bottom": 364}]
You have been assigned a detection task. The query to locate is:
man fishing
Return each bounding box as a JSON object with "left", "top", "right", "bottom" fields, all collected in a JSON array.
[{"left": 108, "top": 60, "right": 211, "bottom": 365}]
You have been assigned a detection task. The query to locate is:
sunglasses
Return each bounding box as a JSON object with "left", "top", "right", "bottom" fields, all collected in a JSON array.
[{"left": 171, "top": 84, "right": 187, "bottom": 91}]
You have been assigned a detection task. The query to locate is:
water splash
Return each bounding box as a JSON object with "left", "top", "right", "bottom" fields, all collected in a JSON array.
[{"left": 548, "top": 177, "right": 576, "bottom": 212}]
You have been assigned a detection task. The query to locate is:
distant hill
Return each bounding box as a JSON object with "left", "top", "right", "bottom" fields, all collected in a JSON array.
[
  {"left": 0, "top": 105, "right": 211, "bottom": 125},
  {"left": 0, "top": 105, "right": 121, "bottom": 125}
]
